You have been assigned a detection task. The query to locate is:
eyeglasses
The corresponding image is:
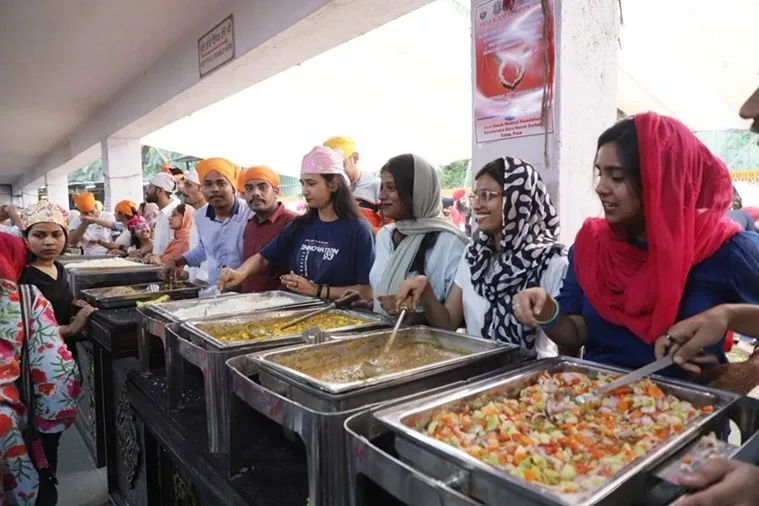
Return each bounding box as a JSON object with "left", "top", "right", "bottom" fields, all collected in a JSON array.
[{"left": 469, "top": 190, "right": 502, "bottom": 203}]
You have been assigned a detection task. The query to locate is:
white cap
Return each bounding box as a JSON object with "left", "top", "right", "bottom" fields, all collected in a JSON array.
[
  {"left": 184, "top": 170, "right": 200, "bottom": 186},
  {"left": 149, "top": 172, "right": 176, "bottom": 193}
]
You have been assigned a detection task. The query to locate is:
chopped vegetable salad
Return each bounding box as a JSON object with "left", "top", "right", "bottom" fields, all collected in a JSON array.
[{"left": 416, "top": 371, "right": 710, "bottom": 494}]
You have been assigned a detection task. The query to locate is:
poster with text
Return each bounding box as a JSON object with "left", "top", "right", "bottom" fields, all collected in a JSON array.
[{"left": 474, "top": 0, "right": 555, "bottom": 143}]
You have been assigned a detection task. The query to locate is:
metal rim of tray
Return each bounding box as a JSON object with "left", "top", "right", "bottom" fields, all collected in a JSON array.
[
  {"left": 251, "top": 326, "right": 519, "bottom": 395},
  {"left": 180, "top": 307, "right": 391, "bottom": 350},
  {"left": 81, "top": 282, "right": 202, "bottom": 308},
  {"left": 372, "top": 356, "right": 740, "bottom": 506},
  {"left": 145, "top": 290, "right": 322, "bottom": 323}
]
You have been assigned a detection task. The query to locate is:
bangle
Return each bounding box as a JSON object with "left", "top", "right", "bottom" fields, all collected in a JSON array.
[
  {"left": 536, "top": 297, "right": 560, "bottom": 329},
  {"left": 316, "top": 285, "right": 324, "bottom": 298}
]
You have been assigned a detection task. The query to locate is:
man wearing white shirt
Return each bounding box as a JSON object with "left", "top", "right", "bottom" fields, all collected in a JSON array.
[
  {"left": 182, "top": 170, "right": 208, "bottom": 283},
  {"left": 145, "top": 172, "right": 180, "bottom": 256}
]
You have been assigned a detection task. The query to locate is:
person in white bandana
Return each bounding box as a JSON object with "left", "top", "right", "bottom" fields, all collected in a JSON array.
[{"left": 145, "top": 172, "right": 180, "bottom": 256}]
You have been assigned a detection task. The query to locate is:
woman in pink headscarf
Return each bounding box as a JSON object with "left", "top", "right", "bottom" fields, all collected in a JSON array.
[{"left": 218, "top": 146, "right": 375, "bottom": 302}]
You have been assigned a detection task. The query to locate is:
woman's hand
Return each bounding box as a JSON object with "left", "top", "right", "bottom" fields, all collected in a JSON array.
[
  {"left": 217, "top": 267, "right": 246, "bottom": 290},
  {"left": 280, "top": 272, "right": 317, "bottom": 297},
  {"left": 512, "top": 287, "right": 551, "bottom": 328},
  {"left": 395, "top": 275, "right": 430, "bottom": 310},
  {"left": 675, "top": 459, "right": 759, "bottom": 506},
  {"left": 655, "top": 306, "right": 729, "bottom": 374},
  {"left": 69, "top": 305, "right": 96, "bottom": 335},
  {"left": 144, "top": 254, "right": 161, "bottom": 265},
  {"left": 377, "top": 295, "right": 398, "bottom": 316}
]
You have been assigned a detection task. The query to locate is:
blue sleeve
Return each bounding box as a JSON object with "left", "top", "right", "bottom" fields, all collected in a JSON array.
[
  {"left": 555, "top": 246, "right": 584, "bottom": 314},
  {"left": 261, "top": 223, "right": 293, "bottom": 270},
  {"left": 729, "top": 232, "right": 759, "bottom": 303},
  {"left": 352, "top": 221, "right": 375, "bottom": 285}
]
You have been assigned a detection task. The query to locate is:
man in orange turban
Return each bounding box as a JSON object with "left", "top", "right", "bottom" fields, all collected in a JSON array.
[
  {"left": 239, "top": 165, "right": 296, "bottom": 292},
  {"left": 165, "top": 157, "right": 253, "bottom": 285},
  {"left": 323, "top": 136, "right": 384, "bottom": 233},
  {"left": 69, "top": 192, "right": 116, "bottom": 255},
  {"left": 71, "top": 192, "right": 96, "bottom": 213}
]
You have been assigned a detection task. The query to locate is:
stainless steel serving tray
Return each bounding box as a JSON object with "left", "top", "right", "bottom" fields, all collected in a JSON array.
[
  {"left": 63, "top": 258, "right": 155, "bottom": 272},
  {"left": 178, "top": 307, "right": 390, "bottom": 351},
  {"left": 252, "top": 326, "right": 510, "bottom": 395},
  {"left": 81, "top": 282, "right": 202, "bottom": 309},
  {"left": 374, "top": 357, "right": 740, "bottom": 506},
  {"left": 147, "top": 290, "right": 320, "bottom": 323},
  {"left": 57, "top": 254, "right": 112, "bottom": 265}
]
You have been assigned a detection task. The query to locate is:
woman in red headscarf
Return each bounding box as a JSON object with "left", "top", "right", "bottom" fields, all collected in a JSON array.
[
  {"left": 0, "top": 233, "right": 79, "bottom": 504},
  {"left": 512, "top": 112, "right": 759, "bottom": 382}
]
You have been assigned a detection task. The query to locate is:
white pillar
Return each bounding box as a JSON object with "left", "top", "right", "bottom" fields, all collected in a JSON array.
[
  {"left": 21, "top": 177, "right": 43, "bottom": 207},
  {"left": 45, "top": 172, "right": 70, "bottom": 210},
  {"left": 471, "top": 0, "right": 619, "bottom": 244},
  {"left": 101, "top": 137, "right": 143, "bottom": 212}
]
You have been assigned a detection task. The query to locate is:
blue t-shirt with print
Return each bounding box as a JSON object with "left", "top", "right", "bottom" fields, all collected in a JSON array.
[{"left": 261, "top": 216, "right": 375, "bottom": 287}]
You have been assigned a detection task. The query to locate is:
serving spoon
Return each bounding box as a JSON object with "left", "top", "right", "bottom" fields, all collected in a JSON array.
[{"left": 361, "top": 297, "right": 412, "bottom": 378}]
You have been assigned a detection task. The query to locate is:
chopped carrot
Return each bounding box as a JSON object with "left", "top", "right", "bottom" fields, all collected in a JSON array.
[
  {"left": 524, "top": 469, "right": 537, "bottom": 482},
  {"left": 646, "top": 385, "right": 665, "bottom": 400}
]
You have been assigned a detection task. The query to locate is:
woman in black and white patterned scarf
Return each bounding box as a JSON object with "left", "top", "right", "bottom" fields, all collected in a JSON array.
[
  {"left": 396, "top": 156, "right": 567, "bottom": 356},
  {"left": 466, "top": 156, "right": 566, "bottom": 350}
]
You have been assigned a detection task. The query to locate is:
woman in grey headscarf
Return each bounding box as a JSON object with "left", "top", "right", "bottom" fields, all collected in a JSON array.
[{"left": 369, "top": 154, "right": 468, "bottom": 319}]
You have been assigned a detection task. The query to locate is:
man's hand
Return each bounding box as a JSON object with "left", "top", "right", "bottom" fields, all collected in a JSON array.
[
  {"left": 675, "top": 459, "right": 759, "bottom": 506},
  {"left": 655, "top": 305, "right": 729, "bottom": 374}
]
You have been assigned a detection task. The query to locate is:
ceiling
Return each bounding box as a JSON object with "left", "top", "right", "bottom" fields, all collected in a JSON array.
[
  {"left": 144, "top": 0, "right": 759, "bottom": 177},
  {"left": 0, "top": 0, "right": 226, "bottom": 184}
]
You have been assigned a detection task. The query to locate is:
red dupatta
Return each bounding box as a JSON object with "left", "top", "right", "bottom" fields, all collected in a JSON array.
[
  {"left": 573, "top": 112, "right": 740, "bottom": 344},
  {"left": 0, "top": 232, "right": 26, "bottom": 282}
]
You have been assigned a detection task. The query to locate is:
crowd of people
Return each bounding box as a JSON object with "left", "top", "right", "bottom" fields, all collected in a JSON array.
[{"left": 2, "top": 89, "right": 759, "bottom": 504}]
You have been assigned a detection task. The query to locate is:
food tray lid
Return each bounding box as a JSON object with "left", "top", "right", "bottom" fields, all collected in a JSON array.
[
  {"left": 251, "top": 326, "right": 518, "bottom": 394},
  {"left": 180, "top": 307, "right": 389, "bottom": 350},
  {"left": 149, "top": 290, "right": 321, "bottom": 321},
  {"left": 372, "top": 357, "right": 739, "bottom": 506}
]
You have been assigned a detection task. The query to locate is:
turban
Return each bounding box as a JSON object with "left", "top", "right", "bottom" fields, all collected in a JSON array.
[
  {"left": 323, "top": 136, "right": 356, "bottom": 159},
  {"left": 24, "top": 201, "right": 68, "bottom": 232},
  {"left": 301, "top": 146, "right": 350, "bottom": 186},
  {"left": 241, "top": 165, "right": 279, "bottom": 190},
  {"left": 196, "top": 157, "right": 238, "bottom": 187},
  {"left": 452, "top": 189, "right": 466, "bottom": 201},
  {"left": 127, "top": 216, "right": 148, "bottom": 230},
  {"left": 115, "top": 200, "right": 137, "bottom": 217},
  {"left": 72, "top": 192, "right": 96, "bottom": 213},
  {"left": 184, "top": 170, "right": 200, "bottom": 186},
  {"left": 149, "top": 172, "right": 177, "bottom": 193}
]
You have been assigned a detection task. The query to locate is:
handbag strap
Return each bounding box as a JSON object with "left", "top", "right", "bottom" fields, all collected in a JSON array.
[{"left": 18, "top": 284, "right": 36, "bottom": 428}]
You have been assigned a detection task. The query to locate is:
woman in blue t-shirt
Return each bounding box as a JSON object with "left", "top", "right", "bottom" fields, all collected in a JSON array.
[
  {"left": 512, "top": 112, "right": 759, "bottom": 382},
  {"left": 217, "top": 146, "right": 375, "bottom": 301}
]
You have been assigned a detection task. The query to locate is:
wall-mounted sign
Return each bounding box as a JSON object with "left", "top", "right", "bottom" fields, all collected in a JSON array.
[{"left": 198, "top": 15, "right": 235, "bottom": 78}]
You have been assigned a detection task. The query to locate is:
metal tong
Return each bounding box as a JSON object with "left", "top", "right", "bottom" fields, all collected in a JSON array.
[{"left": 278, "top": 291, "right": 361, "bottom": 331}]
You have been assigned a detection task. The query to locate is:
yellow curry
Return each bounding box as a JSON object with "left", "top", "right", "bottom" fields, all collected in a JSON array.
[{"left": 197, "top": 312, "right": 370, "bottom": 342}]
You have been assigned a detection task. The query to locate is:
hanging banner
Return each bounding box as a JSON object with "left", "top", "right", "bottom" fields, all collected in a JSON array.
[{"left": 473, "top": 0, "right": 555, "bottom": 143}]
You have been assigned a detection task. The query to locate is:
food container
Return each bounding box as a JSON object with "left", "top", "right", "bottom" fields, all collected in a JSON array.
[
  {"left": 167, "top": 306, "right": 389, "bottom": 455},
  {"left": 65, "top": 259, "right": 162, "bottom": 298},
  {"left": 136, "top": 291, "right": 321, "bottom": 412},
  {"left": 369, "top": 357, "right": 743, "bottom": 506},
  {"left": 228, "top": 327, "right": 534, "bottom": 506},
  {"left": 81, "top": 282, "right": 202, "bottom": 309}
]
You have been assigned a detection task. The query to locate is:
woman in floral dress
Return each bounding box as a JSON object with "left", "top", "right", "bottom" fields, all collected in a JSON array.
[{"left": 0, "top": 232, "right": 79, "bottom": 505}]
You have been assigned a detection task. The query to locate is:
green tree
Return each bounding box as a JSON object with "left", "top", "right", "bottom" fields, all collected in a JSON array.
[
  {"left": 67, "top": 145, "right": 193, "bottom": 184},
  {"left": 439, "top": 159, "right": 470, "bottom": 189}
]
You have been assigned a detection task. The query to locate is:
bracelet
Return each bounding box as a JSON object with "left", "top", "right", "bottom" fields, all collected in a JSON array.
[
  {"left": 316, "top": 285, "right": 324, "bottom": 298},
  {"left": 536, "top": 297, "right": 560, "bottom": 329}
]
